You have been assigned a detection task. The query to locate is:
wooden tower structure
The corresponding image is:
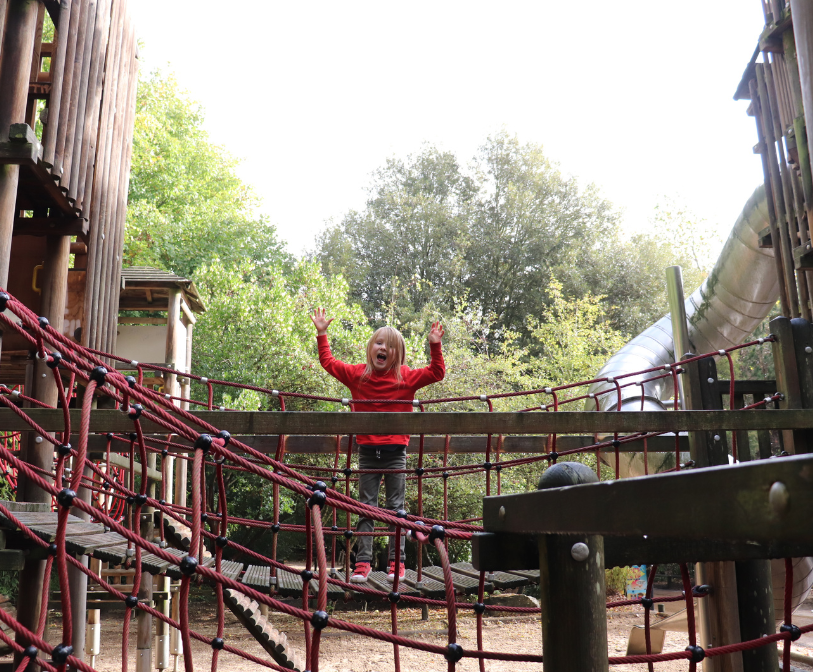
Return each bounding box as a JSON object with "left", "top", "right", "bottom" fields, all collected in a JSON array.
[{"left": 0, "top": 0, "right": 139, "bottom": 658}]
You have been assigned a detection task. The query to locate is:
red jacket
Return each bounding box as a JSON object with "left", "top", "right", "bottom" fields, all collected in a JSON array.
[{"left": 317, "top": 334, "right": 445, "bottom": 446}]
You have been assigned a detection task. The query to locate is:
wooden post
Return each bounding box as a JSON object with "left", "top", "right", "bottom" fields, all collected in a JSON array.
[
  {"left": 0, "top": 0, "right": 40, "bottom": 295},
  {"left": 736, "top": 562, "right": 779, "bottom": 670},
  {"left": 137, "top": 452, "right": 156, "bottom": 672},
  {"left": 167, "top": 290, "right": 187, "bottom": 509},
  {"left": 757, "top": 63, "right": 801, "bottom": 318},
  {"left": 67, "top": 464, "right": 92, "bottom": 670},
  {"left": 791, "top": 0, "right": 813, "bottom": 202},
  {"left": 41, "top": 0, "right": 71, "bottom": 168},
  {"left": 537, "top": 464, "right": 608, "bottom": 672}
]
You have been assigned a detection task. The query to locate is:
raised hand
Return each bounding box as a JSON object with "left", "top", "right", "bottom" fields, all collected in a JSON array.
[
  {"left": 311, "top": 308, "right": 334, "bottom": 336},
  {"left": 428, "top": 321, "right": 445, "bottom": 344}
]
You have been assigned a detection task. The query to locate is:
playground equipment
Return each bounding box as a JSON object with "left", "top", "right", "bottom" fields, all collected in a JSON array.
[{"left": 0, "top": 1, "right": 811, "bottom": 672}]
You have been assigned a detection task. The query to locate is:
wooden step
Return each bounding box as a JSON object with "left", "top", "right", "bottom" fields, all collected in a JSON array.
[{"left": 224, "top": 588, "right": 304, "bottom": 671}]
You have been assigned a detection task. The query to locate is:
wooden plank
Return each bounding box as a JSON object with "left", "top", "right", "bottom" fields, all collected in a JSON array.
[
  {"left": 51, "top": 0, "right": 84, "bottom": 176},
  {"left": 218, "top": 560, "right": 244, "bottom": 582},
  {"left": 421, "top": 565, "right": 481, "bottom": 594},
  {"left": 122, "top": 433, "right": 688, "bottom": 456},
  {"left": 12, "top": 216, "right": 88, "bottom": 236},
  {"left": 400, "top": 569, "right": 447, "bottom": 598},
  {"left": 274, "top": 568, "right": 308, "bottom": 597},
  {"left": 474, "top": 531, "right": 813, "bottom": 571},
  {"left": 7, "top": 408, "right": 813, "bottom": 435},
  {"left": 482, "top": 452, "right": 813, "bottom": 543},
  {"left": 242, "top": 565, "right": 270, "bottom": 593}
]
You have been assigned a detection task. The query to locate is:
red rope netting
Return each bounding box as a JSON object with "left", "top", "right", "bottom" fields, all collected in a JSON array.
[{"left": 0, "top": 288, "right": 803, "bottom": 672}]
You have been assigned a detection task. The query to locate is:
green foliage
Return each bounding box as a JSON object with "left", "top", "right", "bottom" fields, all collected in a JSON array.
[
  {"left": 605, "top": 566, "right": 632, "bottom": 595},
  {"left": 125, "top": 70, "right": 290, "bottom": 280}
]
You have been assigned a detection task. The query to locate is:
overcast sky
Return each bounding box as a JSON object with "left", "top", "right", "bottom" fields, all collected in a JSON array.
[{"left": 130, "top": 1, "right": 767, "bottom": 256}]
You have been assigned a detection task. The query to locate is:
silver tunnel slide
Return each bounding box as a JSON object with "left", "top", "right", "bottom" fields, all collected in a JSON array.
[{"left": 586, "top": 183, "right": 813, "bottom": 612}]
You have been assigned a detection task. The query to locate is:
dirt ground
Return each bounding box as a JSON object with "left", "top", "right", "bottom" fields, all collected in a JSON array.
[{"left": 66, "top": 592, "right": 813, "bottom": 672}]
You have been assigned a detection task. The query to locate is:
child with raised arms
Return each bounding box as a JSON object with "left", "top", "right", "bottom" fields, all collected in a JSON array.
[{"left": 311, "top": 308, "right": 445, "bottom": 582}]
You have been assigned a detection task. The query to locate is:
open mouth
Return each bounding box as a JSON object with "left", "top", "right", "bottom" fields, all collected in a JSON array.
[{"left": 376, "top": 353, "right": 387, "bottom": 363}]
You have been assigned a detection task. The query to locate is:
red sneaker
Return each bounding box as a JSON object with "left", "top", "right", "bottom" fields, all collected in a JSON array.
[
  {"left": 351, "top": 562, "right": 371, "bottom": 583},
  {"left": 387, "top": 561, "right": 405, "bottom": 580}
]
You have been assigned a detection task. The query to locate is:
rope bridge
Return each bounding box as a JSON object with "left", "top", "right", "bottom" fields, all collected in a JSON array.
[{"left": 0, "top": 288, "right": 808, "bottom": 672}]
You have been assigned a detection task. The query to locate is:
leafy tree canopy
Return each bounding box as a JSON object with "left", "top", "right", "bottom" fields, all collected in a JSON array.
[{"left": 124, "top": 70, "right": 290, "bottom": 280}]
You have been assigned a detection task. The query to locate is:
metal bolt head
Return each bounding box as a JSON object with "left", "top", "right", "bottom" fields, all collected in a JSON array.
[
  {"left": 713, "top": 434, "right": 721, "bottom": 442},
  {"left": 498, "top": 506, "right": 506, "bottom": 521},
  {"left": 806, "top": 346, "right": 812, "bottom": 354},
  {"left": 707, "top": 377, "right": 715, "bottom": 384},
  {"left": 769, "top": 481, "right": 789, "bottom": 514},
  {"left": 571, "top": 542, "right": 589, "bottom": 562}
]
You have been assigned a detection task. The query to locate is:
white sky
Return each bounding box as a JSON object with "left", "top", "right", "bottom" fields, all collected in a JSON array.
[{"left": 130, "top": 1, "right": 767, "bottom": 256}]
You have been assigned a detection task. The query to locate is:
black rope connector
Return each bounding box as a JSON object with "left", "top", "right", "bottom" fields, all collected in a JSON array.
[
  {"left": 442, "top": 471, "right": 449, "bottom": 480},
  {"left": 194, "top": 434, "right": 212, "bottom": 453},
  {"left": 313, "top": 480, "right": 327, "bottom": 492},
  {"left": 331, "top": 475, "right": 339, "bottom": 484},
  {"left": 217, "top": 429, "right": 231, "bottom": 446},
  {"left": 331, "top": 525, "right": 338, "bottom": 532},
  {"left": 473, "top": 602, "right": 486, "bottom": 615},
  {"left": 46, "top": 351, "right": 62, "bottom": 369},
  {"left": 24, "top": 646, "right": 37, "bottom": 659},
  {"left": 444, "top": 643, "right": 464, "bottom": 663},
  {"left": 106, "top": 433, "right": 114, "bottom": 440},
  {"left": 396, "top": 509, "right": 408, "bottom": 519},
  {"left": 201, "top": 513, "right": 208, "bottom": 522},
  {"left": 343, "top": 467, "right": 353, "bottom": 477},
  {"left": 51, "top": 644, "right": 73, "bottom": 666},
  {"left": 641, "top": 597, "right": 654, "bottom": 610},
  {"left": 310, "top": 610, "right": 329, "bottom": 630},
  {"left": 495, "top": 464, "right": 503, "bottom": 472},
  {"left": 125, "top": 375, "right": 137, "bottom": 389},
  {"left": 38, "top": 316, "right": 50, "bottom": 330},
  {"left": 179, "top": 555, "right": 198, "bottom": 576},
  {"left": 102, "top": 482, "right": 110, "bottom": 490},
  {"left": 685, "top": 645, "right": 705, "bottom": 663},
  {"left": 89, "top": 366, "right": 108, "bottom": 384},
  {"left": 161, "top": 449, "right": 168, "bottom": 457},
  {"left": 124, "top": 595, "right": 138, "bottom": 608},
  {"left": 211, "top": 637, "right": 224, "bottom": 650},
  {"left": 300, "top": 569, "right": 313, "bottom": 582},
  {"left": 126, "top": 496, "right": 135, "bottom": 505},
  {"left": 0, "top": 292, "right": 10, "bottom": 312},
  {"left": 48, "top": 543, "right": 58, "bottom": 556},
  {"left": 548, "top": 451, "right": 558, "bottom": 461},
  {"left": 483, "top": 461, "right": 492, "bottom": 471},
  {"left": 414, "top": 467, "right": 425, "bottom": 476},
  {"left": 692, "top": 585, "right": 711, "bottom": 597},
  {"left": 428, "top": 525, "right": 445, "bottom": 542},
  {"left": 129, "top": 432, "right": 137, "bottom": 442},
  {"left": 159, "top": 500, "right": 166, "bottom": 506},
  {"left": 56, "top": 488, "right": 76, "bottom": 508},
  {"left": 343, "top": 529, "right": 353, "bottom": 539},
  {"left": 388, "top": 591, "right": 400, "bottom": 604},
  {"left": 271, "top": 523, "right": 281, "bottom": 534},
  {"left": 134, "top": 493, "right": 147, "bottom": 506},
  {"left": 611, "top": 439, "right": 621, "bottom": 449},
  {"left": 57, "top": 443, "right": 72, "bottom": 457},
  {"left": 781, "top": 623, "right": 802, "bottom": 641},
  {"left": 308, "top": 490, "right": 327, "bottom": 508},
  {"left": 216, "top": 536, "right": 228, "bottom": 548},
  {"left": 128, "top": 404, "right": 143, "bottom": 420}
]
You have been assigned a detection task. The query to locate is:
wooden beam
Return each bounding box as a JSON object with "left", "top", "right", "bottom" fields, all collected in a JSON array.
[
  {"left": 481, "top": 453, "right": 813, "bottom": 543},
  {"left": 83, "top": 433, "right": 688, "bottom": 456},
  {"left": 13, "top": 216, "right": 88, "bottom": 236},
  {"left": 472, "top": 532, "right": 813, "bottom": 571},
  {"left": 3, "top": 408, "right": 813, "bottom": 435}
]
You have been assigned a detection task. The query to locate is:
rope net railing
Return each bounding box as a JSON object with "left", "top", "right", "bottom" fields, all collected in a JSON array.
[{"left": 0, "top": 288, "right": 804, "bottom": 672}]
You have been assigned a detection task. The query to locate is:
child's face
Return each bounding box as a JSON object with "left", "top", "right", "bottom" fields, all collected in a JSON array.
[{"left": 370, "top": 336, "right": 396, "bottom": 372}]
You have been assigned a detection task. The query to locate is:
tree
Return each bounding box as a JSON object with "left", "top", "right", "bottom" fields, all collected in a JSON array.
[
  {"left": 316, "top": 146, "right": 474, "bottom": 325},
  {"left": 464, "top": 132, "right": 619, "bottom": 336},
  {"left": 124, "top": 70, "right": 289, "bottom": 279},
  {"left": 315, "top": 132, "right": 620, "bottom": 340}
]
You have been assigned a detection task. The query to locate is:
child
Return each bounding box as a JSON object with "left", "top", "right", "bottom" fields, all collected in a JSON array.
[{"left": 311, "top": 308, "right": 445, "bottom": 582}]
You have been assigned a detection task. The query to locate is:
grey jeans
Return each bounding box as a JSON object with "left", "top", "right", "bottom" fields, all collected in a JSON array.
[{"left": 355, "top": 445, "right": 407, "bottom": 564}]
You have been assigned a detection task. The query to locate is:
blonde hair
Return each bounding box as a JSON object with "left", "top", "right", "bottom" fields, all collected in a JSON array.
[{"left": 363, "top": 326, "right": 406, "bottom": 382}]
